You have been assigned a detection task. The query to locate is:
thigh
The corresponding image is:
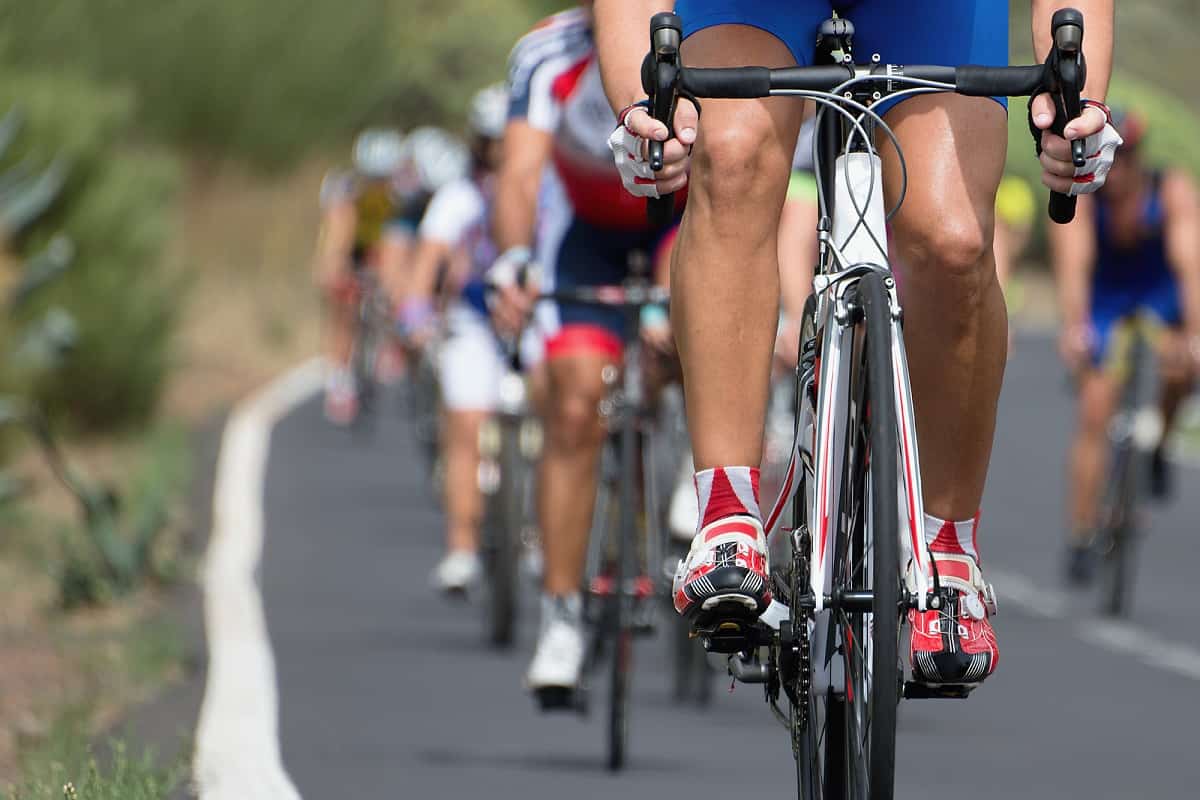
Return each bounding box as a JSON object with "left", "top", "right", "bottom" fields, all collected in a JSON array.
[
  {"left": 676, "top": 0, "right": 828, "bottom": 65},
  {"left": 881, "top": 94, "right": 1008, "bottom": 259}
]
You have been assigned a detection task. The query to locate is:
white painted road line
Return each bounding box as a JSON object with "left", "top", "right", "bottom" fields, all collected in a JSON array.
[
  {"left": 193, "top": 360, "right": 324, "bottom": 800},
  {"left": 991, "top": 567, "right": 1200, "bottom": 683}
]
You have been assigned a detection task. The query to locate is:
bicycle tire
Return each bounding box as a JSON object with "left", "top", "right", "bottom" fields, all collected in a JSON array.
[
  {"left": 848, "top": 271, "right": 901, "bottom": 800},
  {"left": 350, "top": 294, "right": 382, "bottom": 432},
  {"left": 1098, "top": 445, "right": 1139, "bottom": 617},
  {"left": 484, "top": 419, "right": 521, "bottom": 647},
  {"left": 607, "top": 402, "right": 639, "bottom": 771}
]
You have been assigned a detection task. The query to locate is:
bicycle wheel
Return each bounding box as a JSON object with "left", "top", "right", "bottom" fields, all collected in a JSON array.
[
  {"left": 839, "top": 271, "right": 901, "bottom": 800},
  {"left": 607, "top": 402, "right": 639, "bottom": 770},
  {"left": 483, "top": 418, "right": 522, "bottom": 647},
  {"left": 1097, "top": 443, "right": 1139, "bottom": 617}
]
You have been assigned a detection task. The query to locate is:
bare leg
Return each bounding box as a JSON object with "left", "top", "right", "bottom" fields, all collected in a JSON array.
[
  {"left": 1069, "top": 370, "right": 1120, "bottom": 539},
  {"left": 441, "top": 409, "right": 489, "bottom": 554},
  {"left": 539, "top": 353, "right": 614, "bottom": 595},
  {"left": 881, "top": 95, "right": 1008, "bottom": 521},
  {"left": 674, "top": 26, "right": 802, "bottom": 471}
]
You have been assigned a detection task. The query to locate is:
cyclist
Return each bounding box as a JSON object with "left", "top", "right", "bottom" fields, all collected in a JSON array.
[
  {"left": 315, "top": 128, "right": 408, "bottom": 424},
  {"left": 398, "top": 85, "right": 512, "bottom": 593},
  {"left": 487, "top": 4, "right": 682, "bottom": 701},
  {"left": 596, "top": 0, "right": 1118, "bottom": 688},
  {"left": 1047, "top": 108, "right": 1200, "bottom": 583}
]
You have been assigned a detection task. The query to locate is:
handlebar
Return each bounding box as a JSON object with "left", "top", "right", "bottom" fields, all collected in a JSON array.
[
  {"left": 643, "top": 8, "right": 1088, "bottom": 224},
  {"left": 538, "top": 284, "right": 669, "bottom": 309}
]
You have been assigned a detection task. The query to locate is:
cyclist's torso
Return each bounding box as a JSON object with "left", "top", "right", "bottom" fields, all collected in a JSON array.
[
  {"left": 509, "top": 9, "right": 663, "bottom": 231},
  {"left": 322, "top": 170, "right": 420, "bottom": 264},
  {"left": 417, "top": 175, "right": 497, "bottom": 314},
  {"left": 1093, "top": 172, "right": 1172, "bottom": 290}
]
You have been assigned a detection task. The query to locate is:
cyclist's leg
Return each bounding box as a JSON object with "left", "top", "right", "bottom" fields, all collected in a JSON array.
[
  {"left": 668, "top": 5, "right": 815, "bottom": 621},
  {"left": 527, "top": 218, "right": 625, "bottom": 692},
  {"left": 673, "top": 23, "right": 803, "bottom": 473},
  {"left": 881, "top": 95, "right": 1008, "bottom": 519},
  {"left": 322, "top": 266, "right": 361, "bottom": 424},
  {"left": 431, "top": 304, "right": 501, "bottom": 591},
  {"left": 850, "top": 0, "right": 1008, "bottom": 684},
  {"left": 1147, "top": 279, "right": 1191, "bottom": 497}
]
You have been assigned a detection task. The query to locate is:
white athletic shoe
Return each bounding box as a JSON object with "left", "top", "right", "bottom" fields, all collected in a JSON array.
[
  {"left": 525, "top": 594, "right": 585, "bottom": 693},
  {"left": 431, "top": 550, "right": 482, "bottom": 593}
]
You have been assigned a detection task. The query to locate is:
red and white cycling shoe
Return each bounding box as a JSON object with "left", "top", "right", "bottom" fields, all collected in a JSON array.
[
  {"left": 908, "top": 552, "right": 999, "bottom": 687},
  {"left": 672, "top": 515, "right": 772, "bottom": 649}
]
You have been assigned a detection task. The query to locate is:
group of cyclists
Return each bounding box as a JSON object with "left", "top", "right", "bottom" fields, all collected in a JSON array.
[{"left": 313, "top": 0, "right": 1195, "bottom": 714}]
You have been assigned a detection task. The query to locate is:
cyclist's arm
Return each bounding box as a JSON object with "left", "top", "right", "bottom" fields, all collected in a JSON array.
[
  {"left": 314, "top": 201, "right": 357, "bottom": 286},
  {"left": 1162, "top": 170, "right": 1200, "bottom": 342},
  {"left": 492, "top": 119, "right": 552, "bottom": 252},
  {"left": 1031, "top": 1, "right": 1113, "bottom": 103},
  {"left": 594, "top": 1, "right": 674, "bottom": 112},
  {"left": 1046, "top": 194, "right": 1097, "bottom": 331}
]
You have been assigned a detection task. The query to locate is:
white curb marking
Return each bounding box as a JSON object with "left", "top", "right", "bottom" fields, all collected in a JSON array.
[{"left": 193, "top": 360, "right": 324, "bottom": 800}]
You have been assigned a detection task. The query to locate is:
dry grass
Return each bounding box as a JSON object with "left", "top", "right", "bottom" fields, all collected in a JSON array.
[{"left": 163, "top": 155, "right": 332, "bottom": 420}]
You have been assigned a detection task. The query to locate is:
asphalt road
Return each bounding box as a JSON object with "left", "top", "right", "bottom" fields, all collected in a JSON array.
[{"left": 243, "top": 333, "right": 1200, "bottom": 799}]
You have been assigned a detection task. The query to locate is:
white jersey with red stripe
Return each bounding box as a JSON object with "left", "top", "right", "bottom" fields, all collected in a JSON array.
[{"left": 507, "top": 8, "right": 654, "bottom": 231}]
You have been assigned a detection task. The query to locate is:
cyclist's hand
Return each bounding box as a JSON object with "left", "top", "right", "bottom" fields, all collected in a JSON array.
[
  {"left": 608, "top": 99, "right": 697, "bottom": 198},
  {"left": 485, "top": 246, "right": 538, "bottom": 338},
  {"left": 490, "top": 284, "right": 534, "bottom": 339},
  {"left": 639, "top": 304, "right": 674, "bottom": 355},
  {"left": 1031, "top": 97, "right": 1123, "bottom": 196},
  {"left": 1058, "top": 322, "right": 1094, "bottom": 373},
  {"left": 397, "top": 299, "right": 436, "bottom": 348}
]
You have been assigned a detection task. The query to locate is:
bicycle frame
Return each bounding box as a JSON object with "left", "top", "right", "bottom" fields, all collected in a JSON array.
[{"left": 762, "top": 145, "right": 931, "bottom": 617}]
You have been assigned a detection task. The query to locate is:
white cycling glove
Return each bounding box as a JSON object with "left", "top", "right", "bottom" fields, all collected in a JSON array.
[
  {"left": 607, "top": 102, "right": 660, "bottom": 199},
  {"left": 1066, "top": 102, "right": 1124, "bottom": 197},
  {"left": 485, "top": 246, "right": 533, "bottom": 289}
]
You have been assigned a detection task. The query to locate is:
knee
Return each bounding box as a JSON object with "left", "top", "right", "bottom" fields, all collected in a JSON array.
[
  {"left": 547, "top": 384, "right": 606, "bottom": 452},
  {"left": 1077, "top": 389, "right": 1111, "bottom": 440},
  {"left": 901, "top": 217, "right": 994, "bottom": 311},
  {"left": 693, "top": 121, "right": 789, "bottom": 226}
]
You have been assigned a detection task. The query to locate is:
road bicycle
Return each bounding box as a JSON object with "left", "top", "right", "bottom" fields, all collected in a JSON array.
[
  {"left": 530, "top": 254, "right": 671, "bottom": 772},
  {"left": 642, "top": 8, "right": 1089, "bottom": 798},
  {"left": 347, "top": 266, "right": 392, "bottom": 433},
  {"left": 1092, "top": 314, "right": 1160, "bottom": 617}
]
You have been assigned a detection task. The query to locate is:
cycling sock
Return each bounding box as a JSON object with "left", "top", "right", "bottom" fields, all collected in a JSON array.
[
  {"left": 923, "top": 511, "right": 980, "bottom": 564},
  {"left": 695, "top": 466, "right": 761, "bottom": 529}
]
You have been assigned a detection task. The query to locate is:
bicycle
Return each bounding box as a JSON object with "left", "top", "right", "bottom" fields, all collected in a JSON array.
[
  {"left": 347, "top": 265, "right": 392, "bottom": 432},
  {"left": 530, "top": 254, "right": 670, "bottom": 772},
  {"left": 643, "top": 8, "right": 1088, "bottom": 798},
  {"left": 1092, "top": 314, "right": 1161, "bottom": 617}
]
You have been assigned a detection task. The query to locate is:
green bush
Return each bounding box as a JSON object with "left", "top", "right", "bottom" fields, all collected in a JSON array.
[
  {"left": 0, "top": 70, "right": 180, "bottom": 431},
  {"left": 0, "top": 0, "right": 562, "bottom": 168}
]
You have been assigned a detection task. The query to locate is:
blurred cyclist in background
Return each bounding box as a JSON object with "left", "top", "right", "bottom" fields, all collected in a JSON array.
[
  {"left": 314, "top": 126, "right": 469, "bottom": 425},
  {"left": 315, "top": 128, "right": 408, "bottom": 424},
  {"left": 1048, "top": 108, "right": 1200, "bottom": 583},
  {"left": 487, "top": 3, "right": 681, "bottom": 704},
  {"left": 398, "top": 84, "right": 512, "bottom": 593}
]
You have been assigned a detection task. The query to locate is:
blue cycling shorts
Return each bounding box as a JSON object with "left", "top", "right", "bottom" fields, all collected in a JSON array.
[
  {"left": 1090, "top": 276, "right": 1183, "bottom": 366},
  {"left": 675, "top": 0, "right": 1009, "bottom": 112}
]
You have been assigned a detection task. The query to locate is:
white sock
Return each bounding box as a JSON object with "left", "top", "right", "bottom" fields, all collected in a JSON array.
[{"left": 923, "top": 512, "right": 980, "bottom": 564}]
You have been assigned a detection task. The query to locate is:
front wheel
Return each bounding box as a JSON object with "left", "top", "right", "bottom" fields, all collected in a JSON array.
[{"left": 843, "top": 271, "right": 901, "bottom": 800}]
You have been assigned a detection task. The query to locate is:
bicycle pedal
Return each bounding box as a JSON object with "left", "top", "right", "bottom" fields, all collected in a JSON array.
[
  {"left": 693, "top": 611, "right": 758, "bottom": 654},
  {"left": 902, "top": 681, "right": 976, "bottom": 700}
]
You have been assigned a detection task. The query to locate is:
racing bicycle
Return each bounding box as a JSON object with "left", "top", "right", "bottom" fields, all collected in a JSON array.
[{"left": 643, "top": 8, "right": 1090, "bottom": 798}]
